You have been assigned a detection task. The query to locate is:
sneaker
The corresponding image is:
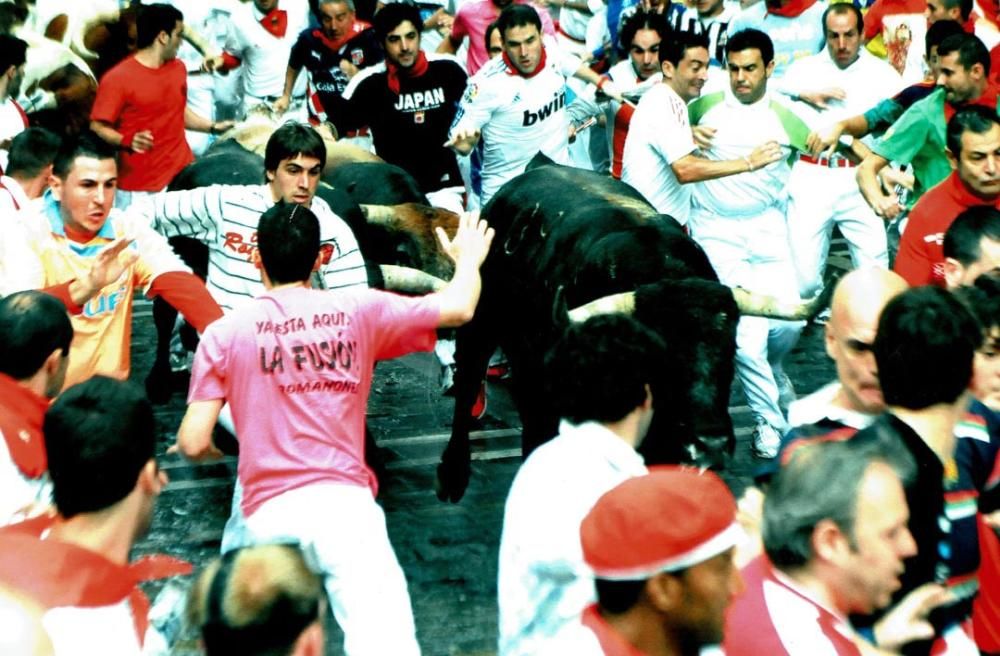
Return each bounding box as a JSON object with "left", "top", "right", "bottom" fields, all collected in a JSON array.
[
  {"left": 776, "top": 372, "right": 796, "bottom": 410},
  {"left": 751, "top": 422, "right": 782, "bottom": 459},
  {"left": 471, "top": 382, "right": 488, "bottom": 420}
]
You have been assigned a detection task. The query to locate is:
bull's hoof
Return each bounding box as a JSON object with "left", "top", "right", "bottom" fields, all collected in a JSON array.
[{"left": 435, "top": 453, "right": 471, "bottom": 503}]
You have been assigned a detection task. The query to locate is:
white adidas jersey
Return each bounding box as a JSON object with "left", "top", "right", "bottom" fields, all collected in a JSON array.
[
  {"left": 148, "top": 184, "right": 368, "bottom": 311},
  {"left": 451, "top": 42, "right": 580, "bottom": 203}
]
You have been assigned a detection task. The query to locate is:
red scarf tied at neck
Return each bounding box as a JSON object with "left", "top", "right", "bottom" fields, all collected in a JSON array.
[
  {"left": 502, "top": 45, "right": 548, "bottom": 78},
  {"left": 387, "top": 51, "right": 430, "bottom": 94}
]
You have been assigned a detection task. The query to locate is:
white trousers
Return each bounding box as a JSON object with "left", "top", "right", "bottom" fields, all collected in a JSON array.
[
  {"left": 243, "top": 483, "right": 421, "bottom": 656},
  {"left": 786, "top": 161, "right": 888, "bottom": 298},
  {"left": 689, "top": 204, "right": 804, "bottom": 433}
]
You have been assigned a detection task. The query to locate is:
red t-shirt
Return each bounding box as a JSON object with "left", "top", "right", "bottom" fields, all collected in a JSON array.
[
  {"left": 893, "top": 172, "right": 1000, "bottom": 286},
  {"left": 91, "top": 57, "right": 193, "bottom": 192}
]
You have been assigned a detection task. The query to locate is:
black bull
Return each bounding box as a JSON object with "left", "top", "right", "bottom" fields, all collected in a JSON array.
[{"left": 436, "top": 159, "right": 743, "bottom": 502}]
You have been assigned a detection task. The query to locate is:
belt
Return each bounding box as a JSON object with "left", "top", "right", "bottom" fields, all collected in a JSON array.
[{"left": 799, "top": 153, "right": 856, "bottom": 168}]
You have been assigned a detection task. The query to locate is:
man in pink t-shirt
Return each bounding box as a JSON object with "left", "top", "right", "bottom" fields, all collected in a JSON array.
[
  {"left": 173, "top": 203, "right": 493, "bottom": 655},
  {"left": 438, "top": 0, "right": 556, "bottom": 74}
]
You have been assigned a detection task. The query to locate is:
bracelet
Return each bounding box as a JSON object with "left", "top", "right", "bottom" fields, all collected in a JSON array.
[
  {"left": 743, "top": 155, "right": 753, "bottom": 172},
  {"left": 596, "top": 76, "right": 608, "bottom": 91}
]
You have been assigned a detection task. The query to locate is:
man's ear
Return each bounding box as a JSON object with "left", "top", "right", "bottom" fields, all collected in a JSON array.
[
  {"left": 48, "top": 173, "right": 63, "bottom": 201},
  {"left": 660, "top": 59, "right": 674, "bottom": 80},
  {"left": 646, "top": 572, "right": 683, "bottom": 613},
  {"left": 138, "top": 459, "right": 164, "bottom": 495},
  {"left": 765, "top": 59, "right": 776, "bottom": 79},
  {"left": 946, "top": 147, "right": 958, "bottom": 170},
  {"left": 292, "top": 621, "right": 324, "bottom": 656},
  {"left": 811, "top": 517, "right": 850, "bottom": 564},
  {"left": 251, "top": 248, "right": 263, "bottom": 270},
  {"left": 943, "top": 257, "right": 964, "bottom": 289}
]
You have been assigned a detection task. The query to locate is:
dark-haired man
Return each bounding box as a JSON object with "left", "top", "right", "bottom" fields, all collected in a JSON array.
[
  {"left": 173, "top": 204, "right": 493, "bottom": 654},
  {"left": 858, "top": 32, "right": 1000, "bottom": 218},
  {"left": 12, "top": 132, "right": 222, "bottom": 389},
  {"left": 0, "top": 291, "right": 71, "bottom": 526},
  {"left": 543, "top": 467, "right": 744, "bottom": 655},
  {"left": 342, "top": 2, "right": 467, "bottom": 211},
  {"left": 622, "top": 29, "right": 782, "bottom": 227},
  {"left": 90, "top": 4, "right": 230, "bottom": 199},
  {"left": 447, "top": 4, "right": 622, "bottom": 204},
  {"left": 894, "top": 107, "right": 1000, "bottom": 286},
  {"left": 147, "top": 122, "right": 368, "bottom": 312},
  {"left": 498, "top": 315, "right": 663, "bottom": 655},
  {"left": 0, "top": 33, "right": 28, "bottom": 173},
  {"left": 188, "top": 544, "right": 325, "bottom": 655},
  {"left": 687, "top": 28, "right": 810, "bottom": 459},
  {"left": 0, "top": 127, "right": 60, "bottom": 213},
  {"left": 942, "top": 207, "right": 1000, "bottom": 288},
  {"left": 0, "top": 376, "right": 190, "bottom": 654}
]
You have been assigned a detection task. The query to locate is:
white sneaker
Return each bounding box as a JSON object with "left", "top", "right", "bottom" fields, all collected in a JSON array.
[{"left": 752, "top": 422, "right": 782, "bottom": 459}]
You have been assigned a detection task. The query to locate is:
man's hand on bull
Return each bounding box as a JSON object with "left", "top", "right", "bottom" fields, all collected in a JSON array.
[
  {"left": 595, "top": 78, "right": 624, "bottom": 103},
  {"left": 745, "top": 140, "right": 784, "bottom": 172},
  {"left": 129, "top": 130, "right": 155, "bottom": 153},
  {"left": 272, "top": 94, "right": 291, "bottom": 115},
  {"left": 436, "top": 211, "right": 495, "bottom": 271}
]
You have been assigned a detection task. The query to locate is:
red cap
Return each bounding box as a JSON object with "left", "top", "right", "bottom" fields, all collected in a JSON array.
[{"left": 581, "top": 466, "right": 740, "bottom": 580}]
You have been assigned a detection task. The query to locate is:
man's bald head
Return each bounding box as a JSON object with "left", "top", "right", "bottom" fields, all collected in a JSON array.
[{"left": 826, "top": 268, "right": 909, "bottom": 415}]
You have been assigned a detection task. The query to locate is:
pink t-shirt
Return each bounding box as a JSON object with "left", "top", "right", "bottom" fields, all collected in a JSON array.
[
  {"left": 188, "top": 286, "right": 439, "bottom": 517},
  {"left": 451, "top": 0, "right": 556, "bottom": 75}
]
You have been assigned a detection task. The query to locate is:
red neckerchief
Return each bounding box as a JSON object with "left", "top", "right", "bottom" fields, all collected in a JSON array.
[
  {"left": 581, "top": 604, "right": 648, "bottom": 655},
  {"left": 503, "top": 45, "right": 548, "bottom": 78},
  {"left": 944, "top": 82, "right": 1000, "bottom": 122},
  {"left": 0, "top": 373, "right": 49, "bottom": 478},
  {"left": 767, "top": 0, "right": 818, "bottom": 17},
  {"left": 312, "top": 20, "right": 372, "bottom": 53},
  {"left": 386, "top": 51, "right": 430, "bottom": 94},
  {"left": 259, "top": 8, "right": 288, "bottom": 38},
  {"left": 0, "top": 515, "right": 192, "bottom": 644}
]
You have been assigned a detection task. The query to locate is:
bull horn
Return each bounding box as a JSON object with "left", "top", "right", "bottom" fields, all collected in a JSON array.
[
  {"left": 360, "top": 204, "right": 398, "bottom": 224},
  {"left": 567, "top": 291, "right": 635, "bottom": 323},
  {"left": 732, "top": 287, "right": 827, "bottom": 321},
  {"left": 379, "top": 265, "right": 446, "bottom": 294}
]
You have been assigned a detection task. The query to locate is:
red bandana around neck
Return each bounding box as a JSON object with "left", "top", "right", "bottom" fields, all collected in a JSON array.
[
  {"left": 259, "top": 8, "right": 288, "bottom": 38},
  {"left": 767, "top": 0, "right": 818, "bottom": 17},
  {"left": 313, "top": 20, "right": 372, "bottom": 54},
  {"left": 387, "top": 51, "right": 430, "bottom": 94},
  {"left": 0, "top": 374, "right": 49, "bottom": 478},
  {"left": 503, "top": 45, "right": 548, "bottom": 78}
]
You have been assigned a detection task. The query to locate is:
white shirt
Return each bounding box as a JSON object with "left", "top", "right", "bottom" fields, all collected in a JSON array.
[
  {"left": 690, "top": 90, "right": 807, "bottom": 217},
  {"left": 0, "top": 434, "right": 51, "bottom": 527},
  {"left": 0, "top": 98, "right": 27, "bottom": 172},
  {"left": 147, "top": 184, "right": 368, "bottom": 312},
  {"left": 787, "top": 381, "right": 877, "bottom": 431},
  {"left": 621, "top": 83, "right": 696, "bottom": 225},
  {"left": 224, "top": 0, "right": 311, "bottom": 98},
  {"left": 451, "top": 42, "right": 580, "bottom": 203},
  {"left": 497, "top": 420, "right": 647, "bottom": 656},
  {"left": 0, "top": 175, "right": 30, "bottom": 213},
  {"left": 780, "top": 48, "right": 903, "bottom": 149}
]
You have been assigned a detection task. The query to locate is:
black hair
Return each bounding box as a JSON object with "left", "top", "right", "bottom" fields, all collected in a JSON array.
[
  {"left": 874, "top": 287, "right": 981, "bottom": 409},
  {"left": 257, "top": 202, "right": 320, "bottom": 285},
  {"left": 619, "top": 10, "right": 670, "bottom": 58},
  {"left": 496, "top": 4, "right": 542, "bottom": 38},
  {"left": 725, "top": 28, "right": 773, "bottom": 65},
  {"left": 545, "top": 314, "right": 666, "bottom": 424},
  {"left": 0, "top": 33, "right": 25, "bottom": 72},
  {"left": 0, "top": 291, "right": 72, "bottom": 381},
  {"left": 953, "top": 272, "right": 1000, "bottom": 349},
  {"left": 44, "top": 377, "right": 156, "bottom": 519},
  {"left": 595, "top": 578, "right": 647, "bottom": 614},
  {"left": 937, "top": 32, "right": 990, "bottom": 76},
  {"left": 485, "top": 21, "right": 501, "bottom": 50},
  {"left": 136, "top": 3, "right": 183, "bottom": 51},
  {"left": 821, "top": 3, "right": 863, "bottom": 38},
  {"left": 940, "top": 0, "right": 974, "bottom": 21},
  {"left": 659, "top": 27, "right": 709, "bottom": 66},
  {"left": 946, "top": 106, "right": 999, "bottom": 156},
  {"left": 944, "top": 207, "right": 1000, "bottom": 266},
  {"left": 373, "top": 1, "right": 422, "bottom": 43},
  {"left": 926, "top": 19, "right": 965, "bottom": 54},
  {"left": 52, "top": 130, "right": 118, "bottom": 179},
  {"left": 7, "top": 127, "right": 61, "bottom": 179},
  {"left": 263, "top": 123, "right": 327, "bottom": 175}
]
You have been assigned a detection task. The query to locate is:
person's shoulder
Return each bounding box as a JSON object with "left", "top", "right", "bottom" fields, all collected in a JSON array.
[
  {"left": 98, "top": 55, "right": 138, "bottom": 83},
  {"left": 473, "top": 56, "right": 511, "bottom": 81},
  {"left": 427, "top": 53, "right": 466, "bottom": 71},
  {"left": 348, "top": 62, "right": 387, "bottom": 89}
]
